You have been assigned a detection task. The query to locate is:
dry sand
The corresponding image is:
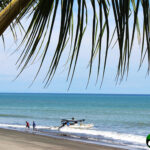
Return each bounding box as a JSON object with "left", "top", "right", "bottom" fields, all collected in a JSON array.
[{"left": 0, "top": 128, "right": 124, "bottom": 150}]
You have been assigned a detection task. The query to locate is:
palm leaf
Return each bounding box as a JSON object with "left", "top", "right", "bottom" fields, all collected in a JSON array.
[{"left": 0, "top": 0, "right": 150, "bottom": 87}]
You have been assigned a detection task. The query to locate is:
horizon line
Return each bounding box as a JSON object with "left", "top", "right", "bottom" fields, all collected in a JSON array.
[{"left": 0, "top": 92, "right": 150, "bottom": 96}]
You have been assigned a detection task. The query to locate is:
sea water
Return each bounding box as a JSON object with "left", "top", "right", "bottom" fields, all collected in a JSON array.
[{"left": 0, "top": 93, "right": 149, "bottom": 149}]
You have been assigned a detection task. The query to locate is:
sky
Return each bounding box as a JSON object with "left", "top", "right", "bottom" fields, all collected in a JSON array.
[{"left": 0, "top": 2, "right": 150, "bottom": 94}]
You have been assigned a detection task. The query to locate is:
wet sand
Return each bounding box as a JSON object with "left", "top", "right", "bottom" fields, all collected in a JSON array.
[{"left": 0, "top": 128, "right": 124, "bottom": 150}]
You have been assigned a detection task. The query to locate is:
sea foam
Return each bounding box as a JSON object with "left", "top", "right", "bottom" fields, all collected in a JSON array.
[{"left": 54, "top": 126, "right": 145, "bottom": 144}]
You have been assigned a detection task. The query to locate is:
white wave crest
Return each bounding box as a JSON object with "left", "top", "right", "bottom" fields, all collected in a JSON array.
[
  {"left": 54, "top": 126, "right": 145, "bottom": 145},
  {"left": 0, "top": 123, "right": 50, "bottom": 129}
]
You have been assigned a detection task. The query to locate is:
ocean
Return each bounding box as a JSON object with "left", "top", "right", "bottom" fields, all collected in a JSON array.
[{"left": 0, "top": 93, "right": 149, "bottom": 149}]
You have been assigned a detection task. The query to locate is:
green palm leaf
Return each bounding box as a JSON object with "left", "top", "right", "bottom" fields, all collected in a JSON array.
[{"left": 0, "top": 0, "right": 150, "bottom": 87}]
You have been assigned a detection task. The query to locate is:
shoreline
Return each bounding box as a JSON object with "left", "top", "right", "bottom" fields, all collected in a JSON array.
[{"left": 0, "top": 128, "right": 125, "bottom": 150}]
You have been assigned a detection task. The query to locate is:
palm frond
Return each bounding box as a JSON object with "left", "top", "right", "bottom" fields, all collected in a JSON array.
[{"left": 1, "top": 0, "right": 150, "bottom": 87}]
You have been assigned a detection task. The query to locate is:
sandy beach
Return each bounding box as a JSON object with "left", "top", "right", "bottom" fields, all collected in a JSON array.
[{"left": 0, "top": 128, "right": 124, "bottom": 150}]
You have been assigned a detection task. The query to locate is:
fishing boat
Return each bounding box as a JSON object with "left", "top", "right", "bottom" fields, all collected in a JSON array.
[{"left": 59, "top": 118, "right": 94, "bottom": 129}]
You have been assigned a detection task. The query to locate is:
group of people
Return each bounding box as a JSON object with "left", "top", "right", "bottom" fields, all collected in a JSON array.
[
  {"left": 26, "top": 121, "right": 36, "bottom": 130},
  {"left": 58, "top": 117, "right": 75, "bottom": 130}
]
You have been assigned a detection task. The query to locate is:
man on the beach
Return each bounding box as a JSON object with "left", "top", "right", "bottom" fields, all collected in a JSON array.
[
  {"left": 33, "top": 121, "right": 36, "bottom": 130},
  {"left": 26, "top": 121, "right": 30, "bottom": 129}
]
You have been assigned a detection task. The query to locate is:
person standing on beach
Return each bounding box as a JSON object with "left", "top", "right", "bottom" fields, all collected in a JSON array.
[
  {"left": 66, "top": 121, "right": 70, "bottom": 126},
  {"left": 33, "top": 121, "right": 36, "bottom": 130},
  {"left": 26, "top": 121, "right": 30, "bottom": 129}
]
